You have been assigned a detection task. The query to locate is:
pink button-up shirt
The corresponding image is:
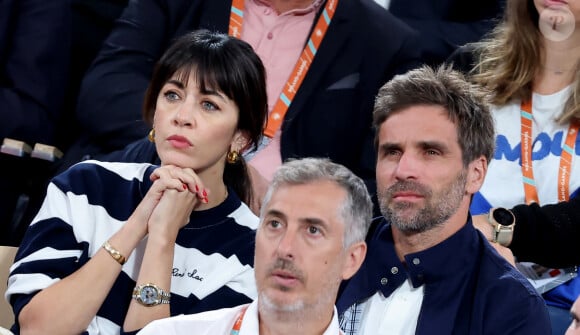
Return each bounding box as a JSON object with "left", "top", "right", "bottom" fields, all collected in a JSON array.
[{"left": 243, "top": 0, "right": 321, "bottom": 181}]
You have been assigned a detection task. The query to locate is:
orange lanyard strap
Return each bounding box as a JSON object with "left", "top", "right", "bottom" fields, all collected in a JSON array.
[
  {"left": 229, "top": 0, "right": 244, "bottom": 38},
  {"left": 228, "top": 0, "right": 339, "bottom": 137},
  {"left": 230, "top": 305, "right": 248, "bottom": 335},
  {"left": 520, "top": 100, "right": 579, "bottom": 204}
]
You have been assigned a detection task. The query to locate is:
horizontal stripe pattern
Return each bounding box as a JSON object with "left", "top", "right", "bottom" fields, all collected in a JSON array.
[{"left": 7, "top": 161, "right": 259, "bottom": 334}]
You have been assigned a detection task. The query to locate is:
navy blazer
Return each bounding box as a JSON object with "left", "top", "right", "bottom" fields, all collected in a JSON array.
[
  {"left": 69, "top": 0, "right": 421, "bottom": 201},
  {"left": 337, "top": 217, "right": 551, "bottom": 335}
]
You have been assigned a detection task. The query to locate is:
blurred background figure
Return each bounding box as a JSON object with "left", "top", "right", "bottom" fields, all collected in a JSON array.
[
  {"left": 0, "top": 0, "right": 130, "bottom": 246},
  {"left": 373, "top": 0, "right": 505, "bottom": 65},
  {"left": 0, "top": 0, "right": 70, "bottom": 245},
  {"left": 464, "top": 0, "right": 580, "bottom": 333}
]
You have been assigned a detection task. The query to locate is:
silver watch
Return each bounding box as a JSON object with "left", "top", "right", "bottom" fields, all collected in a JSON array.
[{"left": 132, "top": 283, "right": 171, "bottom": 306}]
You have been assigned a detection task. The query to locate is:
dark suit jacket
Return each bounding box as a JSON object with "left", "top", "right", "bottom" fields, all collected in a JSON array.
[
  {"left": 0, "top": 0, "right": 71, "bottom": 245},
  {"left": 0, "top": 0, "right": 70, "bottom": 146},
  {"left": 389, "top": 0, "right": 505, "bottom": 65},
  {"left": 70, "top": 0, "right": 420, "bottom": 201}
]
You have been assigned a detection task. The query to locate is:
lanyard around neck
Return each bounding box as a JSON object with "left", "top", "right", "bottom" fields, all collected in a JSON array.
[
  {"left": 230, "top": 305, "right": 248, "bottom": 335},
  {"left": 229, "top": 0, "right": 339, "bottom": 137},
  {"left": 229, "top": 305, "right": 342, "bottom": 335},
  {"left": 520, "top": 99, "right": 579, "bottom": 204}
]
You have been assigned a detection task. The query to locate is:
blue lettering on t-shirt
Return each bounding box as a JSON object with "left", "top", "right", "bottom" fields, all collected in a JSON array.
[{"left": 494, "top": 131, "right": 580, "bottom": 164}]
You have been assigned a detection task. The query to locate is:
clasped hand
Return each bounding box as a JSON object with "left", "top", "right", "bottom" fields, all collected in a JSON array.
[{"left": 131, "top": 165, "right": 208, "bottom": 241}]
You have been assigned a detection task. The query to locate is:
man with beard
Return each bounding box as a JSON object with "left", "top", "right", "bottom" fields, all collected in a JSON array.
[
  {"left": 137, "top": 158, "right": 371, "bottom": 335},
  {"left": 336, "top": 66, "right": 551, "bottom": 335}
]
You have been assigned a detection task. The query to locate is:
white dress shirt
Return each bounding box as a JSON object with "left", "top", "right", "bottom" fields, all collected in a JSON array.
[
  {"left": 138, "top": 299, "right": 343, "bottom": 335},
  {"left": 359, "top": 278, "right": 424, "bottom": 335}
]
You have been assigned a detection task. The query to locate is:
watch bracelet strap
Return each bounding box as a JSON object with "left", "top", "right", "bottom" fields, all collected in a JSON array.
[
  {"left": 495, "top": 227, "right": 512, "bottom": 247},
  {"left": 131, "top": 292, "right": 171, "bottom": 305},
  {"left": 133, "top": 284, "right": 171, "bottom": 305},
  {"left": 102, "top": 241, "right": 126, "bottom": 265},
  {"left": 487, "top": 211, "right": 499, "bottom": 243}
]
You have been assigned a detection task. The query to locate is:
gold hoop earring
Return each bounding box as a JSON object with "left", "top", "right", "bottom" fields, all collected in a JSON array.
[
  {"left": 226, "top": 150, "right": 240, "bottom": 164},
  {"left": 148, "top": 129, "right": 155, "bottom": 143}
]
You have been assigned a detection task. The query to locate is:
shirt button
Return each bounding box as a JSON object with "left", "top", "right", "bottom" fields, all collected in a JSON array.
[
  {"left": 412, "top": 258, "right": 421, "bottom": 265},
  {"left": 267, "top": 32, "right": 273, "bottom": 39},
  {"left": 380, "top": 278, "right": 388, "bottom": 285},
  {"left": 391, "top": 266, "right": 399, "bottom": 274}
]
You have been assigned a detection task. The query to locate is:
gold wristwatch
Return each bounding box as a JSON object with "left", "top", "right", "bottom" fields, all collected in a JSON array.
[{"left": 488, "top": 207, "right": 516, "bottom": 247}]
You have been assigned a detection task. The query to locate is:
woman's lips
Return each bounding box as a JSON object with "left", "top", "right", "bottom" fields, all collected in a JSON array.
[
  {"left": 167, "top": 135, "right": 192, "bottom": 148},
  {"left": 544, "top": 0, "right": 568, "bottom": 7}
]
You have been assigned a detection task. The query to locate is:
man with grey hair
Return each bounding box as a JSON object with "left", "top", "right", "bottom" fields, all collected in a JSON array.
[
  {"left": 138, "top": 157, "right": 371, "bottom": 335},
  {"left": 336, "top": 66, "right": 550, "bottom": 335}
]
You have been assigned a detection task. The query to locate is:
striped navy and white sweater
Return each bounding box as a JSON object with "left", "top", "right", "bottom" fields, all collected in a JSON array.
[{"left": 6, "top": 160, "right": 258, "bottom": 334}]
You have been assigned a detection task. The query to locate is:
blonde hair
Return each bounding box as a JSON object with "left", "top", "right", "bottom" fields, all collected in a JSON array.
[{"left": 471, "top": 0, "right": 580, "bottom": 124}]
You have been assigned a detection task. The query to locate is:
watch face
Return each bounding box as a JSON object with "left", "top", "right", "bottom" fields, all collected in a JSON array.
[
  {"left": 492, "top": 208, "right": 514, "bottom": 226},
  {"left": 140, "top": 286, "right": 158, "bottom": 305}
]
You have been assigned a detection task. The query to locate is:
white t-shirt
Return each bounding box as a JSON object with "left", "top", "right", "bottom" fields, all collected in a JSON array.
[{"left": 472, "top": 86, "right": 580, "bottom": 212}]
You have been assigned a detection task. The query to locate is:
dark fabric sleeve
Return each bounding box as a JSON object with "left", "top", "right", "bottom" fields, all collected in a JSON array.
[
  {"left": 446, "top": 43, "right": 478, "bottom": 74},
  {"left": 488, "top": 292, "right": 552, "bottom": 335},
  {"left": 509, "top": 197, "right": 580, "bottom": 268},
  {"left": 74, "top": 0, "right": 178, "bottom": 151},
  {"left": 397, "top": 18, "right": 496, "bottom": 66},
  {"left": 0, "top": 0, "right": 70, "bottom": 145},
  {"left": 390, "top": 0, "right": 505, "bottom": 66}
]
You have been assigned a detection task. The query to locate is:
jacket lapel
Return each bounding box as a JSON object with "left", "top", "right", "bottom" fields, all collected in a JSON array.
[{"left": 282, "top": 0, "right": 355, "bottom": 128}]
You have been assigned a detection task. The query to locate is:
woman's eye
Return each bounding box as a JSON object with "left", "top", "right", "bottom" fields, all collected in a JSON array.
[
  {"left": 201, "top": 101, "right": 218, "bottom": 111},
  {"left": 164, "top": 91, "right": 180, "bottom": 101}
]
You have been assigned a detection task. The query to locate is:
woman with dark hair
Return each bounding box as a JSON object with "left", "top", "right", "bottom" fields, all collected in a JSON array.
[
  {"left": 6, "top": 30, "right": 268, "bottom": 335},
  {"left": 466, "top": 0, "right": 580, "bottom": 333}
]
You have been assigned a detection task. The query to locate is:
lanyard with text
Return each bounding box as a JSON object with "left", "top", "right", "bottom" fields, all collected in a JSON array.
[
  {"left": 229, "top": 0, "right": 339, "bottom": 137},
  {"left": 520, "top": 100, "right": 579, "bottom": 204}
]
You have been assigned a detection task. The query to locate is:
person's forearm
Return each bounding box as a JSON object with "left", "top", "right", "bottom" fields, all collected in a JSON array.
[
  {"left": 123, "top": 186, "right": 195, "bottom": 332},
  {"left": 19, "top": 220, "right": 145, "bottom": 335},
  {"left": 122, "top": 234, "right": 176, "bottom": 332}
]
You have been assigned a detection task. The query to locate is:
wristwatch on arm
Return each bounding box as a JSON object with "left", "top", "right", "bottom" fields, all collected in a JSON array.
[
  {"left": 132, "top": 283, "right": 171, "bottom": 306},
  {"left": 487, "top": 207, "right": 516, "bottom": 247}
]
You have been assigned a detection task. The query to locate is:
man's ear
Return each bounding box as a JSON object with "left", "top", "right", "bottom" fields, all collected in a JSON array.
[
  {"left": 466, "top": 156, "right": 487, "bottom": 195},
  {"left": 341, "top": 242, "right": 367, "bottom": 280}
]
